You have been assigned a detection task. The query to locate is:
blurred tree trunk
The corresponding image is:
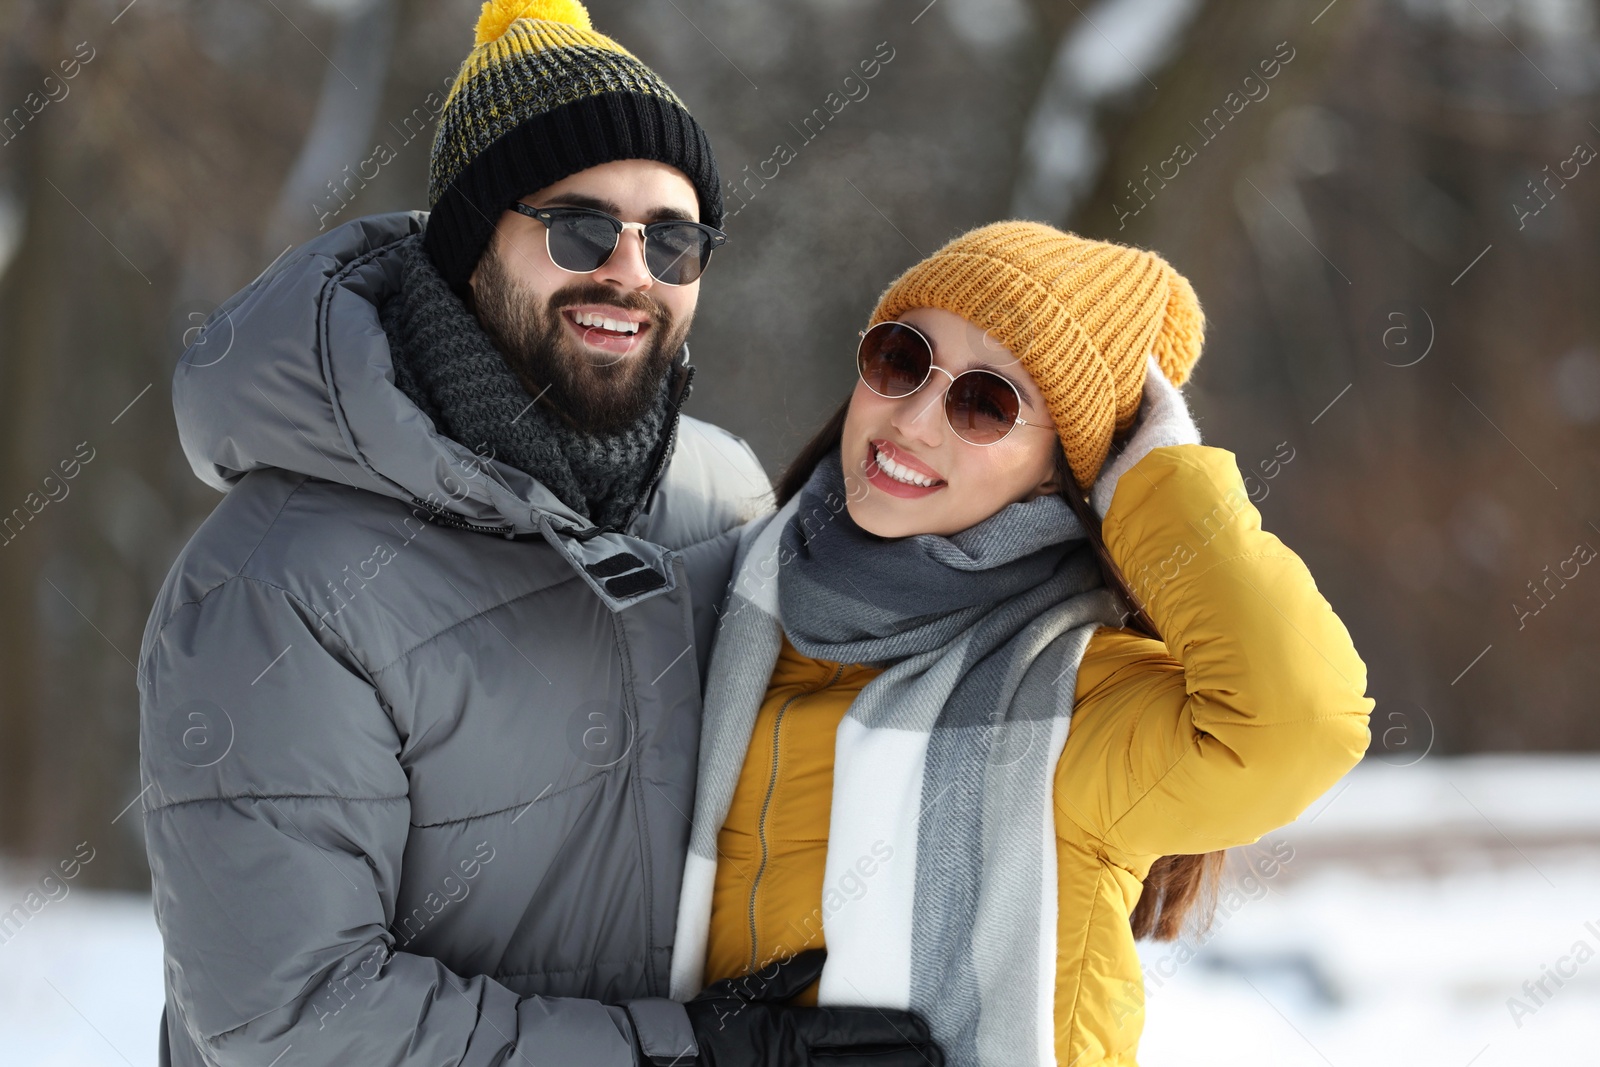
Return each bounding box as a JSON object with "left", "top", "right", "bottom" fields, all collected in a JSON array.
[
  {"left": 0, "top": 0, "right": 414, "bottom": 886},
  {"left": 0, "top": 0, "right": 66, "bottom": 860},
  {"left": 264, "top": 0, "right": 401, "bottom": 254}
]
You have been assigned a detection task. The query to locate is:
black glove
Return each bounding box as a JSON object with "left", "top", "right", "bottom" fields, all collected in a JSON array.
[{"left": 683, "top": 949, "right": 944, "bottom": 1067}]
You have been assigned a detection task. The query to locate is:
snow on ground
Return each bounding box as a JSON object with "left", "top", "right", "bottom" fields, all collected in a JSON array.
[
  {"left": 0, "top": 885, "right": 163, "bottom": 1067},
  {"left": 1138, "top": 854, "right": 1600, "bottom": 1065},
  {"left": 2, "top": 755, "right": 1597, "bottom": 1065},
  {"left": 1139, "top": 755, "right": 1600, "bottom": 1065}
]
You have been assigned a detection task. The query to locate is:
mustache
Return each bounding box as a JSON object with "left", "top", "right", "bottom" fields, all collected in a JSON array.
[{"left": 547, "top": 281, "right": 670, "bottom": 322}]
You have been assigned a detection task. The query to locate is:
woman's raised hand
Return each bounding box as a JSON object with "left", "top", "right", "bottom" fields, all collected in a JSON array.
[{"left": 1089, "top": 353, "right": 1203, "bottom": 519}]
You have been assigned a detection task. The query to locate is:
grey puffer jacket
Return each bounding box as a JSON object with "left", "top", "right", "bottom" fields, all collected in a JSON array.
[{"left": 137, "top": 210, "right": 771, "bottom": 1067}]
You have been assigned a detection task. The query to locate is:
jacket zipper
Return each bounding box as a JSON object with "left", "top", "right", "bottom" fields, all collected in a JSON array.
[
  {"left": 746, "top": 661, "right": 846, "bottom": 973},
  {"left": 407, "top": 494, "right": 523, "bottom": 538}
]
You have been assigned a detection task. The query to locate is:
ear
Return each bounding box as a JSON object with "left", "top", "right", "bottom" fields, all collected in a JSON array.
[
  {"left": 1026, "top": 464, "right": 1063, "bottom": 501},
  {"left": 1025, "top": 439, "right": 1074, "bottom": 502}
]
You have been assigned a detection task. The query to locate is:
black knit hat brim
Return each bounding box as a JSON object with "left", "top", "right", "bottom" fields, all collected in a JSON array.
[{"left": 423, "top": 89, "right": 724, "bottom": 299}]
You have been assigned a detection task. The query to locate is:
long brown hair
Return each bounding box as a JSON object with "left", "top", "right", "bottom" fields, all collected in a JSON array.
[{"left": 775, "top": 398, "right": 1225, "bottom": 942}]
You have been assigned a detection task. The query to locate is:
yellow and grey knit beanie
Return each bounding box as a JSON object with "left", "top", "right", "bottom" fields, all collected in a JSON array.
[
  {"left": 867, "top": 221, "right": 1205, "bottom": 490},
  {"left": 423, "top": 0, "right": 723, "bottom": 297}
]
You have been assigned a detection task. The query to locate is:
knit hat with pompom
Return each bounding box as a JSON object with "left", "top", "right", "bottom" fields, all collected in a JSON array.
[
  {"left": 867, "top": 221, "right": 1205, "bottom": 490},
  {"left": 423, "top": 0, "right": 723, "bottom": 298}
]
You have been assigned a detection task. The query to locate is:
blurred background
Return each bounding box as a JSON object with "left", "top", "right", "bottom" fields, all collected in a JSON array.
[{"left": 1, "top": 0, "right": 1597, "bottom": 1062}]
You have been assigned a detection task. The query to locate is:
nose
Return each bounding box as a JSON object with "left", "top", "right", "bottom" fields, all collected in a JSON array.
[
  {"left": 594, "top": 226, "right": 655, "bottom": 292},
  {"left": 889, "top": 366, "right": 949, "bottom": 447}
]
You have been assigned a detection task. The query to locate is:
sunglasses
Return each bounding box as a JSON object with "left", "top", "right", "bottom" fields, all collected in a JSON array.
[
  {"left": 511, "top": 202, "right": 727, "bottom": 286},
  {"left": 856, "top": 321, "right": 1052, "bottom": 446}
]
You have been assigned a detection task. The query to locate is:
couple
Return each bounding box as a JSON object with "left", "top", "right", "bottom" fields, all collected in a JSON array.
[{"left": 136, "top": 2, "right": 1373, "bottom": 1066}]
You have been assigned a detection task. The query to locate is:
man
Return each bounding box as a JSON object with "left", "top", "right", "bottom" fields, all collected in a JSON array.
[{"left": 137, "top": 2, "right": 941, "bottom": 1065}]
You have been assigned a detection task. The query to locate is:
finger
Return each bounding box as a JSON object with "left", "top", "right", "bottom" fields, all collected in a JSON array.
[{"left": 790, "top": 1005, "right": 935, "bottom": 1048}]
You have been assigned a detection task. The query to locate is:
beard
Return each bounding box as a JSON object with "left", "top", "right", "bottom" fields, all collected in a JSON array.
[{"left": 468, "top": 243, "right": 691, "bottom": 433}]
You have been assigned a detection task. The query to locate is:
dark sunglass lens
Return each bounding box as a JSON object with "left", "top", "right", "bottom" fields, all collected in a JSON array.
[
  {"left": 546, "top": 213, "right": 619, "bottom": 272},
  {"left": 946, "top": 372, "right": 1021, "bottom": 444},
  {"left": 644, "top": 225, "right": 712, "bottom": 285},
  {"left": 858, "top": 324, "right": 931, "bottom": 397}
]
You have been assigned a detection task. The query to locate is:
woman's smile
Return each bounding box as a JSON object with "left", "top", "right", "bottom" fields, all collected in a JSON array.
[{"left": 864, "top": 438, "right": 948, "bottom": 498}]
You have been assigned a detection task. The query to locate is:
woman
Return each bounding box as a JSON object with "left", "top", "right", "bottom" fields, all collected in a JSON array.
[{"left": 670, "top": 222, "right": 1373, "bottom": 1066}]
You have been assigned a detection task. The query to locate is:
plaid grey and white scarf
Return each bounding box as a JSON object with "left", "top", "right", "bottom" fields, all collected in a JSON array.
[{"left": 671, "top": 447, "right": 1126, "bottom": 1067}]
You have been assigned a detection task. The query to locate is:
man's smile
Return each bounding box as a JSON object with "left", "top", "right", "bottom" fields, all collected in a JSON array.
[{"left": 560, "top": 303, "right": 653, "bottom": 356}]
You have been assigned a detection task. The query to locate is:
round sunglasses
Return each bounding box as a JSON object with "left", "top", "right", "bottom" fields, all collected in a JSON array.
[
  {"left": 511, "top": 202, "right": 727, "bottom": 286},
  {"left": 856, "top": 321, "right": 1053, "bottom": 446}
]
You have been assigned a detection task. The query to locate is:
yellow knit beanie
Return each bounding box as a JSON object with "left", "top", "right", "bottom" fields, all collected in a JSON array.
[{"left": 867, "top": 221, "right": 1204, "bottom": 491}]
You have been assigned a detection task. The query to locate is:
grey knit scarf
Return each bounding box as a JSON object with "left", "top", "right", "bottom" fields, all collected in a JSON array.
[
  {"left": 378, "top": 231, "right": 674, "bottom": 530},
  {"left": 778, "top": 449, "right": 1090, "bottom": 665},
  {"left": 672, "top": 447, "right": 1129, "bottom": 1067}
]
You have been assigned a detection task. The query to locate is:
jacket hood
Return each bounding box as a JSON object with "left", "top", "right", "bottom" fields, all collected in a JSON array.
[{"left": 176, "top": 209, "right": 684, "bottom": 539}]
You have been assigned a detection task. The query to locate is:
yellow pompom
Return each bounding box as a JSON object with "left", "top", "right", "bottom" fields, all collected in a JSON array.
[
  {"left": 1151, "top": 266, "right": 1204, "bottom": 387},
  {"left": 474, "top": 0, "right": 592, "bottom": 45}
]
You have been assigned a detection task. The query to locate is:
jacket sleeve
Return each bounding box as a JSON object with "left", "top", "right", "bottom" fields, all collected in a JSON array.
[
  {"left": 1054, "top": 444, "right": 1373, "bottom": 863},
  {"left": 139, "top": 574, "right": 692, "bottom": 1067}
]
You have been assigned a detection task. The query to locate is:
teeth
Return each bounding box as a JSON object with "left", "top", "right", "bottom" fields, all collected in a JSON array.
[
  {"left": 875, "top": 445, "right": 938, "bottom": 488},
  {"left": 572, "top": 311, "right": 639, "bottom": 334}
]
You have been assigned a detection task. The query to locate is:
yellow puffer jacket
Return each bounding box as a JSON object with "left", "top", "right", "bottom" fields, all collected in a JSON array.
[{"left": 704, "top": 444, "right": 1373, "bottom": 1064}]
